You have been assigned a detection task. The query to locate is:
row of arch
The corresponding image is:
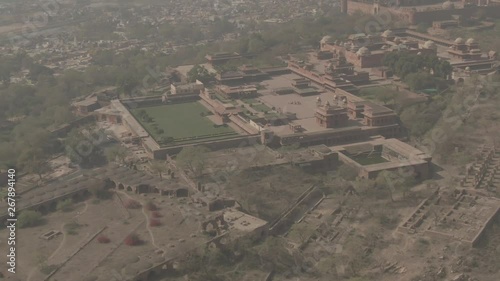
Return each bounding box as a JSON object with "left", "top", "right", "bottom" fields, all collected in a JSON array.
[{"left": 106, "top": 179, "right": 189, "bottom": 198}]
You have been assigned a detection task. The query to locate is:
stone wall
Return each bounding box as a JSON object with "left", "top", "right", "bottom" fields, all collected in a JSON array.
[
  {"left": 152, "top": 135, "right": 261, "bottom": 159},
  {"left": 348, "top": 1, "right": 500, "bottom": 24}
]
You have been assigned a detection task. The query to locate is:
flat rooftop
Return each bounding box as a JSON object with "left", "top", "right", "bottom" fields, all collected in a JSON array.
[
  {"left": 251, "top": 73, "right": 367, "bottom": 135},
  {"left": 224, "top": 209, "right": 268, "bottom": 232}
]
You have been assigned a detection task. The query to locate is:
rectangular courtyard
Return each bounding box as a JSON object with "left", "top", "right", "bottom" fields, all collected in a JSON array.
[{"left": 130, "top": 101, "right": 238, "bottom": 145}]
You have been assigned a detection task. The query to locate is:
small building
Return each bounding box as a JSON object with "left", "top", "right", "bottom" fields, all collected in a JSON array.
[
  {"left": 73, "top": 97, "right": 101, "bottom": 115},
  {"left": 315, "top": 102, "right": 349, "bottom": 128},
  {"left": 216, "top": 85, "right": 258, "bottom": 99},
  {"left": 94, "top": 107, "right": 123, "bottom": 124},
  {"left": 205, "top": 52, "right": 242, "bottom": 65},
  {"left": 447, "top": 37, "right": 483, "bottom": 61},
  {"left": 170, "top": 80, "right": 204, "bottom": 96},
  {"left": 363, "top": 101, "right": 397, "bottom": 127}
]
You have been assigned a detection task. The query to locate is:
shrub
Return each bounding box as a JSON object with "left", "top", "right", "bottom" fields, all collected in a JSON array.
[
  {"left": 65, "top": 221, "right": 81, "bottom": 235},
  {"left": 56, "top": 199, "right": 74, "bottom": 212},
  {"left": 97, "top": 234, "right": 111, "bottom": 244},
  {"left": 90, "top": 186, "right": 112, "bottom": 200},
  {"left": 18, "top": 210, "right": 44, "bottom": 228},
  {"left": 124, "top": 234, "right": 142, "bottom": 246},
  {"left": 149, "top": 219, "right": 161, "bottom": 227},
  {"left": 124, "top": 199, "right": 141, "bottom": 209}
]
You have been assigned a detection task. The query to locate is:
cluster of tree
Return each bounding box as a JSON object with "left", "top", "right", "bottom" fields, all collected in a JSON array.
[
  {"left": 136, "top": 109, "right": 153, "bottom": 122},
  {"left": 0, "top": 52, "right": 29, "bottom": 85},
  {"left": 399, "top": 95, "right": 449, "bottom": 138},
  {"left": 175, "top": 146, "right": 210, "bottom": 177},
  {"left": 64, "top": 126, "right": 107, "bottom": 168},
  {"left": 89, "top": 48, "right": 170, "bottom": 96},
  {"left": 383, "top": 52, "right": 452, "bottom": 90},
  {"left": 76, "top": 19, "right": 119, "bottom": 41},
  {"left": 187, "top": 65, "right": 215, "bottom": 84}
]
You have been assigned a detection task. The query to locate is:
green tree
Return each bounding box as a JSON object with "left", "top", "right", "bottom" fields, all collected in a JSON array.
[
  {"left": 18, "top": 210, "right": 44, "bottom": 228},
  {"left": 105, "top": 146, "right": 129, "bottom": 165},
  {"left": 248, "top": 34, "right": 267, "bottom": 54},
  {"left": 187, "top": 65, "right": 215, "bottom": 84},
  {"left": 56, "top": 199, "right": 74, "bottom": 212},
  {"left": 28, "top": 63, "right": 54, "bottom": 82},
  {"left": 337, "top": 164, "right": 358, "bottom": 181},
  {"left": 150, "top": 160, "right": 166, "bottom": 180},
  {"left": 278, "top": 143, "right": 301, "bottom": 165},
  {"left": 64, "top": 128, "right": 106, "bottom": 168},
  {"left": 17, "top": 148, "right": 51, "bottom": 181},
  {"left": 176, "top": 146, "right": 211, "bottom": 177}
]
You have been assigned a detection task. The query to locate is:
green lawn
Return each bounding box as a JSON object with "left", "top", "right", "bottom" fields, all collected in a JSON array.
[
  {"left": 214, "top": 93, "right": 238, "bottom": 105},
  {"left": 130, "top": 102, "right": 237, "bottom": 143},
  {"left": 358, "top": 86, "right": 400, "bottom": 103},
  {"left": 242, "top": 98, "right": 259, "bottom": 104},
  {"left": 252, "top": 103, "right": 272, "bottom": 112},
  {"left": 241, "top": 98, "right": 273, "bottom": 112}
]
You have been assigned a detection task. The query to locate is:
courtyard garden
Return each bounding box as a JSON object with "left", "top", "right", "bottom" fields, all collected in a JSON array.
[{"left": 130, "top": 101, "right": 238, "bottom": 146}]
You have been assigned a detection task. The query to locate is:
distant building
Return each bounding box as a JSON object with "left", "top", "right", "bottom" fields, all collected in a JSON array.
[
  {"left": 347, "top": 0, "right": 500, "bottom": 25},
  {"left": 315, "top": 102, "right": 349, "bottom": 128},
  {"left": 205, "top": 52, "right": 243, "bottom": 65},
  {"left": 216, "top": 84, "right": 258, "bottom": 99},
  {"left": 72, "top": 97, "right": 101, "bottom": 115},
  {"left": 447, "top": 37, "right": 482, "bottom": 60},
  {"left": 320, "top": 31, "right": 437, "bottom": 68},
  {"left": 333, "top": 138, "right": 432, "bottom": 179},
  {"left": 170, "top": 80, "right": 204, "bottom": 96}
]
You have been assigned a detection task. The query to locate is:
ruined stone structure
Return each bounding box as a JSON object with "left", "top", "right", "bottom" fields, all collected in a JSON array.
[
  {"left": 460, "top": 145, "right": 500, "bottom": 190},
  {"left": 397, "top": 189, "right": 500, "bottom": 247},
  {"left": 0, "top": 165, "right": 190, "bottom": 223}
]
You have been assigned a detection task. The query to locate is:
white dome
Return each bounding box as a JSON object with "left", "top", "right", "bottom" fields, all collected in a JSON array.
[
  {"left": 454, "top": 37, "right": 464, "bottom": 44},
  {"left": 466, "top": 38, "right": 475, "bottom": 45},
  {"left": 424, "top": 40, "right": 437, "bottom": 49},
  {"left": 357, "top": 47, "right": 371, "bottom": 56},
  {"left": 442, "top": 1, "right": 454, "bottom": 9},
  {"left": 382, "top": 30, "right": 394, "bottom": 37}
]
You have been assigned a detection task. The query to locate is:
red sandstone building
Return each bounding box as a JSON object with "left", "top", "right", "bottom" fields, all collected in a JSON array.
[
  {"left": 315, "top": 102, "right": 349, "bottom": 128},
  {"left": 319, "top": 30, "right": 437, "bottom": 68}
]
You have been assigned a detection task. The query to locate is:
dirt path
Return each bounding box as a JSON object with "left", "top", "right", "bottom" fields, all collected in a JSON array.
[
  {"left": 115, "top": 190, "right": 166, "bottom": 255},
  {"left": 26, "top": 202, "right": 89, "bottom": 281}
]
